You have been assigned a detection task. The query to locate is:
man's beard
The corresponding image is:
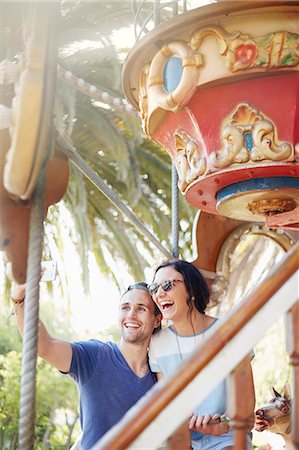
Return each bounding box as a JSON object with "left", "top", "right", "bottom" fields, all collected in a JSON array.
[{"left": 121, "top": 329, "right": 147, "bottom": 344}]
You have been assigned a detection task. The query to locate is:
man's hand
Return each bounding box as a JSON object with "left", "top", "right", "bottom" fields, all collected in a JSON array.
[
  {"left": 10, "top": 281, "right": 26, "bottom": 302},
  {"left": 10, "top": 280, "right": 73, "bottom": 372},
  {"left": 189, "top": 413, "right": 229, "bottom": 436}
]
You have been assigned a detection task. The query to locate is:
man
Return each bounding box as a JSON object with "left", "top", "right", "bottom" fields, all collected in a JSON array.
[{"left": 11, "top": 281, "right": 162, "bottom": 450}]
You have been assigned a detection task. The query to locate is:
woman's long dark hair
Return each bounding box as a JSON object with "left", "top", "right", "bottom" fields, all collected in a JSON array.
[{"left": 154, "top": 260, "right": 210, "bottom": 318}]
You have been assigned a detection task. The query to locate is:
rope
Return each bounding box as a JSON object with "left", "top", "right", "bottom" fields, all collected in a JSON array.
[
  {"left": 58, "top": 135, "right": 174, "bottom": 261},
  {"left": 17, "top": 3, "right": 57, "bottom": 446},
  {"left": 19, "top": 167, "right": 46, "bottom": 450}
]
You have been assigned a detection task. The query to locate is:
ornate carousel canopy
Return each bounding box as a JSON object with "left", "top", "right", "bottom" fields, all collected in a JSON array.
[{"left": 122, "top": 0, "right": 299, "bottom": 230}]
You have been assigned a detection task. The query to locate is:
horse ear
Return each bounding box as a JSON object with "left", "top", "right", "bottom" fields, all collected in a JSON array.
[
  {"left": 271, "top": 387, "right": 281, "bottom": 398},
  {"left": 284, "top": 384, "right": 292, "bottom": 400}
]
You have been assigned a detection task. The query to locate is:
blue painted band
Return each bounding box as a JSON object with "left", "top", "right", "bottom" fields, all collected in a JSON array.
[{"left": 216, "top": 177, "right": 299, "bottom": 202}]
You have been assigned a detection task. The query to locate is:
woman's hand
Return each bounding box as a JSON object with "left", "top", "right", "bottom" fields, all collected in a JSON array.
[{"left": 189, "top": 413, "right": 229, "bottom": 436}]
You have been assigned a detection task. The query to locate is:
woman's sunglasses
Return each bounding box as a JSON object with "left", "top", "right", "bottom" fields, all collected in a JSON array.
[{"left": 148, "top": 279, "right": 184, "bottom": 296}]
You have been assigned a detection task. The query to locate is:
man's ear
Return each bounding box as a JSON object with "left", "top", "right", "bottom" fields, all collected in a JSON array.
[{"left": 154, "top": 313, "right": 162, "bottom": 329}]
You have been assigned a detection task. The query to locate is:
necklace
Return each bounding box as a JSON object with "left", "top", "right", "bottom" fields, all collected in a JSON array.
[
  {"left": 174, "top": 314, "right": 206, "bottom": 361},
  {"left": 175, "top": 331, "right": 183, "bottom": 360}
]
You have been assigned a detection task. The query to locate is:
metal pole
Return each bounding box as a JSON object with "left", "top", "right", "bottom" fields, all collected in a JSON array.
[
  {"left": 171, "top": 0, "right": 180, "bottom": 258},
  {"left": 171, "top": 164, "right": 179, "bottom": 258},
  {"left": 59, "top": 136, "right": 174, "bottom": 261},
  {"left": 153, "top": 0, "right": 160, "bottom": 26}
]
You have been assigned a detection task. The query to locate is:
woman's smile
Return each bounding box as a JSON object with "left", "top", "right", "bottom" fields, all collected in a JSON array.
[{"left": 158, "top": 300, "right": 174, "bottom": 311}]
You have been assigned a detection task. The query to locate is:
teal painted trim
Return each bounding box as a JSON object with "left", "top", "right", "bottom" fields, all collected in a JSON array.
[{"left": 217, "top": 177, "right": 299, "bottom": 202}]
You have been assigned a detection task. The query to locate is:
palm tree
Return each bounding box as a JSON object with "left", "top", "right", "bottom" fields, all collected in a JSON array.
[{"left": 1, "top": 1, "right": 196, "bottom": 293}]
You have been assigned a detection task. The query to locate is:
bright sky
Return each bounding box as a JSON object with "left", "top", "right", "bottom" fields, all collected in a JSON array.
[{"left": 111, "top": 0, "right": 213, "bottom": 53}]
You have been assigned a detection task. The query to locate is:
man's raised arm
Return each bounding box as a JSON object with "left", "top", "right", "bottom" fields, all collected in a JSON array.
[{"left": 11, "top": 282, "right": 73, "bottom": 373}]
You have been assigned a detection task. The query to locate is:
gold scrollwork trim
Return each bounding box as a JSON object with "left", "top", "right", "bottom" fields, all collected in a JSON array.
[
  {"left": 148, "top": 76, "right": 163, "bottom": 87},
  {"left": 191, "top": 26, "right": 238, "bottom": 56},
  {"left": 209, "top": 103, "right": 293, "bottom": 169},
  {"left": 174, "top": 131, "right": 206, "bottom": 192},
  {"left": 138, "top": 64, "right": 150, "bottom": 134},
  {"left": 191, "top": 25, "right": 299, "bottom": 73},
  {"left": 182, "top": 57, "right": 197, "bottom": 67}
]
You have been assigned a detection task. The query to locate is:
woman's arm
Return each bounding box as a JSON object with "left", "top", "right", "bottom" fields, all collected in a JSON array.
[{"left": 190, "top": 355, "right": 255, "bottom": 436}]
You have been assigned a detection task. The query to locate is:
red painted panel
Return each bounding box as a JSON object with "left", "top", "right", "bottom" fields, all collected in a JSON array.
[
  {"left": 151, "top": 72, "right": 298, "bottom": 218},
  {"left": 153, "top": 72, "right": 299, "bottom": 157}
]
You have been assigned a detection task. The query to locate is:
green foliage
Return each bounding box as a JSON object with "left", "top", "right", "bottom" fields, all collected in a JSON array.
[
  {"left": 0, "top": 351, "right": 20, "bottom": 449},
  {"left": 0, "top": 314, "right": 79, "bottom": 449},
  {"left": 0, "top": 315, "right": 22, "bottom": 355},
  {"left": 52, "top": 0, "right": 196, "bottom": 285},
  {"left": 97, "top": 323, "right": 121, "bottom": 343}
]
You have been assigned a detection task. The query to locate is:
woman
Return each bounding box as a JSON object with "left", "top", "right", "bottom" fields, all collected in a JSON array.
[{"left": 148, "top": 259, "right": 255, "bottom": 450}]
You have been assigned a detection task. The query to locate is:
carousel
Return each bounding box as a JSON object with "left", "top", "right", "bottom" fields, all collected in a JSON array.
[{"left": 0, "top": 1, "right": 298, "bottom": 449}]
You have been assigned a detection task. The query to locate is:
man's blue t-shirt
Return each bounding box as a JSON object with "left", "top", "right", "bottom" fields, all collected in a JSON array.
[{"left": 68, "top": 340, "right": 157, "bottom": 450}]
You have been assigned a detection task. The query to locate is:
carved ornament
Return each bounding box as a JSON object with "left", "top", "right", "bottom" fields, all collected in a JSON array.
[
  {"left": 209, "top": 103, "right": 293, "bottom": 169},
  {"left": 248, "top": 198, "right": 296, "bottom": 216},
  {"left": 191, "top": 26, "right": 299, "bottom": 73},
  {"left": 174, "top": 131, "right": 206, "bottom": 192},
  {"left": 138, "top": 64, "right": 150, "bottom": 135}
]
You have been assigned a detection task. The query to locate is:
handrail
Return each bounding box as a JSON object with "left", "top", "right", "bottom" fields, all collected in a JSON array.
[{"left": 92, "top": 241, "right": 299, "bottom": 449}]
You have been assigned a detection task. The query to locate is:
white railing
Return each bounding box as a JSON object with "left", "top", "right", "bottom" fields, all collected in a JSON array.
[{"left": 91, "top": 243, "right": 299, "bottom": 449}]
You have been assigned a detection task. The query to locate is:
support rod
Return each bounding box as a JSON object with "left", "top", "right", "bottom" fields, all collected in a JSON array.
[
  {"left": 171, "top": 163, "right": 179, "bottom": 258},
  {"left": 59, "top": 136, "right": 174, "bottom": 261}
]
